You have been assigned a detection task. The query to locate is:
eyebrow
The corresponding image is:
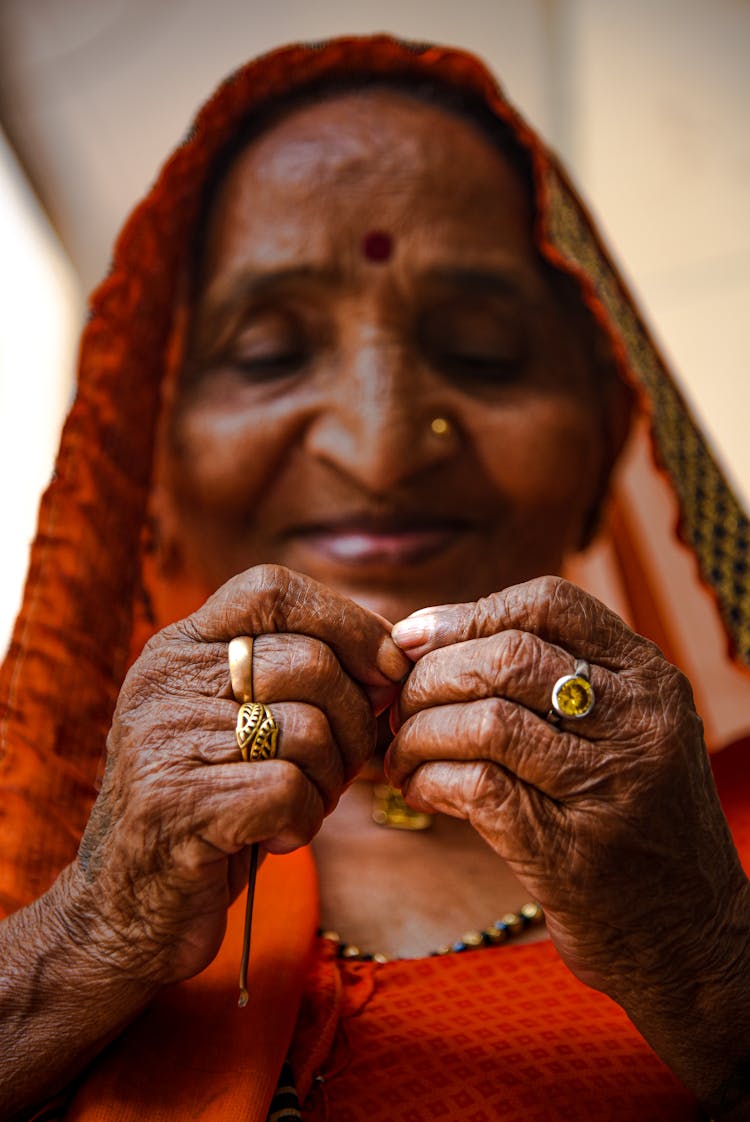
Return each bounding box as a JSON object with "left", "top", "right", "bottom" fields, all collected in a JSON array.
[
  {"left": 201, "top": 264, "right": 342, "bottom": 319},
  {"left": 422, "top": 265, "right": 530, "bottom": 300},
  {"left": 196, "top": 260, "right": 538, "bottom": 345}
]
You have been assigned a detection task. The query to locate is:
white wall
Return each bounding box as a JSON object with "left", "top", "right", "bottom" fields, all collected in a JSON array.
[
  {"left": 563, "top": 0, "right": 750, "bottom": 507},
  {"left": 0, "top": 129, "right": 81, "bottom": 655}
]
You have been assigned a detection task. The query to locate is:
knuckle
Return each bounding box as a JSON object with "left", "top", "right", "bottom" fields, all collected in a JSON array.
[
  {"left": 251, "top": 564, "right": 303, "bottom": 632},
  {"left": 475, "top": 698, "right": 527, "bottom": 770},
  {"left": 467, "top": 593, "right": 502, "bottom": 639},
  {"left": 464, "top": 760, "right": 509, "bottom": 814},
  {"left": 452, "top": 653, "right": 489, "bottom": 700},
  {"left": 252, "top": 561, "right": 292, "bottom": 598},
  {"left": 538, "top": 573, "right": 569, "bottom": 602},
  {"left": 257, "top": 634, "right": 339, "bottom": 691},
  {"left": 401, "top": 652, "right": 443, "bottom": 711},
  {"left": 301, "top": 637, "right": 338, "bottom": 684},
  {"left": 219, "top": 563, "right": 297, "bottom": 634},
  {"left": 666, "top": 663, "right": 694, "bottom": 706},
  {"left": 301, "top": 704, "right": 331, "bottom": 752},
  {"left": 489, "top": 629, "right": 535, "bottom": 685},
  {"left": 640, "top": 652, "right": 694, "bottom": 708},
  {"left": 496, "top": 574, "right": 569, "bottom": 635},
  {"left": 531, "top": 574, "right": 571, "bottom": 623},
  {"left": 250, "top": 565, "right": 291, "bottom": 628},
  {"left": 619, "top": 627, "right": 664, "bottom": 670},
  {"left": 477, "top": 696, "right": 507, "bottom": 747}
]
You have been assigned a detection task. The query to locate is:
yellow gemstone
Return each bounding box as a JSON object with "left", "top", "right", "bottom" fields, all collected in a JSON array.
[
  {"left": 373, "top": 953, "right": 390, "bottom": 964},
  {"left": 435, "top": 944, "right": 453, "bottom": 956},
  {"left": 321, "top": 930, "right": 341, "bottom": 943},
  {"left": 462, "top": 930, "right": 484, "bottom": 947},
  {"left": 341, "top": 944, "right": 362, "bottom": 959},
  {"left": 553, "top": 675, "right": 594, "bottom": 718}
]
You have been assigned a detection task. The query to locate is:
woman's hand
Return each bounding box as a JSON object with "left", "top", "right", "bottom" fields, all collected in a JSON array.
[
  {"left": 387, "top": 576, "right": 750, "bottom": 1011},
  {"left": 73, "top": 563, "right": 408, "bottom": 988}
]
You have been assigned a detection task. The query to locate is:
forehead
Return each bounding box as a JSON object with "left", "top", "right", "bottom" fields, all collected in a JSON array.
[{"left": 201, "top": 89, "right": 536, "bottom": 283}]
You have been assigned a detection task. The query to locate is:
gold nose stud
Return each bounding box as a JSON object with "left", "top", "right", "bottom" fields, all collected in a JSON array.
[{"left": 430, "top": 417, "right": 451, "bottom": 437}]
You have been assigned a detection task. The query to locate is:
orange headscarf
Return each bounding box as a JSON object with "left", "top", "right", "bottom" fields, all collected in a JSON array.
[{"left": 3, "top": 34, "right": 750, "bottom": 1120}]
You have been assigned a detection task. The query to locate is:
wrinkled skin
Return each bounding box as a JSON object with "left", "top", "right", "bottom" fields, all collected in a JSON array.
[
  {"left": 75, "top": 565, "right": 407, "bottom": 986},
  {"left": 386, "top": 576, "right": 750, "bottom": 1010}
]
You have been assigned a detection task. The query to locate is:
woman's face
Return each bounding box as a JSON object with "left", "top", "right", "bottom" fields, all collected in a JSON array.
[{"left": 161, "top": 90, "right": 613, "bottom": 624}]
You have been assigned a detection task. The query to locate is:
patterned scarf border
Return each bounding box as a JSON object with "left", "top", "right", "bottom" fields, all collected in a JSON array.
[{"left": 544, "top": 167, "right": 750, "bottom": 666}]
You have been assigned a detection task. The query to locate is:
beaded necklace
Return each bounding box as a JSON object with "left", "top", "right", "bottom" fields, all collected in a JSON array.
[{"left": 319, "top": 900, "right": 545, "bottom": 963}]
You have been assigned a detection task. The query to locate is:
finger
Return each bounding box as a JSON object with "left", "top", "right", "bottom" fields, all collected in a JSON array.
[
  {"left": 391, "top": 576, "right": 654, "bottom": 671},
  {"left": 133, "top": 630, "right": 377, "bottom": 775},
  {"left": 396, "top": 630, "right": 623, "bottom": 740},
  {"left": 250, "top": 634, "right": 376, "bottom": 778},
  {"left": 386, "top": 699, "right": 603, "bottom": 801},
  {"left": 168, "top": 564, "right": 410, "bottom": 685},
  {"left": 190, "top": 759, "right": 326, "bottom": 856},
  {"left": 261, "top": 703, "right": 344, "bottom": 814},
  {"left": 143, "top": 696, "right": 347, "bottom": 814},
  {"left": 132, "top": 633, "right": 403, "bottom": 721},
  {"left": 400, "top": 758, "right": 563, "bottom": 872}
]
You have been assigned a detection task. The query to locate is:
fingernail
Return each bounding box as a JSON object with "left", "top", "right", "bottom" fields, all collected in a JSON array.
[{"left": 391, "top": 614, "right": 438, "bottom": 649}]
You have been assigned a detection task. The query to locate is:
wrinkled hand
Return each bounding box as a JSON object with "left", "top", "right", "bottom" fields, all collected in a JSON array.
[
  {"left": 387, "top": 576, "right": 749, "bottom": 1006},
  {"left": 73, "top": 564, "right": 408, "bottom": 987}
]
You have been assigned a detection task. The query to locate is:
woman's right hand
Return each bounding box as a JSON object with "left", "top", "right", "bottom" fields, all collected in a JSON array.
[{"left": 71, "top": 564, "right": 408, "bottom": 988}]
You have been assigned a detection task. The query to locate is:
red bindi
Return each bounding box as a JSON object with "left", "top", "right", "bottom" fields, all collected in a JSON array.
[{"left": 361, "top": 230, "right": 393, "bottom": 263}]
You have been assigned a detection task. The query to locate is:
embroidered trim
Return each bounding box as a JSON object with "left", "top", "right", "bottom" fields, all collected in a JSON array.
[{"left": 545, "top": 167, "right": 750, "bottom": 664}]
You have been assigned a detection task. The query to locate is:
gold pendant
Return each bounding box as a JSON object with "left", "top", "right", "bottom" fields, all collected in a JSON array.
[{"left": 371, "top": 784, "right": 433, "bottom": 830}]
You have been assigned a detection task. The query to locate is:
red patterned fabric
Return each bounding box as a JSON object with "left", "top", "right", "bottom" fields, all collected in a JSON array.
[{"left": 293, "top": 941, "right": 695, "bottom": 1121}]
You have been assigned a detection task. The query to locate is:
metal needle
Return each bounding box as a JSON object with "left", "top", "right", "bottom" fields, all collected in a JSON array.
[{"left": 238, "top": 843, "right": 259, "bottom": 1007}]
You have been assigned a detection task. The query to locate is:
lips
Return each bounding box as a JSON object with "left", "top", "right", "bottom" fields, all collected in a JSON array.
[{"left": 286, "top": 516, "right": 473, "bottom": 567}]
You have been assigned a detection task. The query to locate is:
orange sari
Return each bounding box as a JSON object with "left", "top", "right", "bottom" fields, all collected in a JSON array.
[{"left": 3, "top": 35, "right": 750, "bottom": 1121}]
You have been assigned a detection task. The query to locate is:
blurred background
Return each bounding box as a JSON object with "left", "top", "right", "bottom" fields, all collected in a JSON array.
[{"left": 1, "top": 0, "right": 749, "bottom": 654}]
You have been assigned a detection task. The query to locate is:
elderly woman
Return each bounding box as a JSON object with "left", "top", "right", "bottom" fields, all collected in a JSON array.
[{"left": 2, "top": 34, "right": 750, "bottom": 1122}]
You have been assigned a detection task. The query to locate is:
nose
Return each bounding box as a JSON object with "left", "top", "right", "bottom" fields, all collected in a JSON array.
[{"left": 303, "top": 336, "right": 458, "bottom": 493}]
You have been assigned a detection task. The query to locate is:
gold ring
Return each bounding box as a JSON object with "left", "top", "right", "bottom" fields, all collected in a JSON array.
[
  {"left": 550, "top": 658, "right": 595, "bottom": 720},
  {"left": 228, "top": 636, "right": 255, "bottom": 704},
  {"left": 236, "top": 701, "right": 280, "bottom": 761}
]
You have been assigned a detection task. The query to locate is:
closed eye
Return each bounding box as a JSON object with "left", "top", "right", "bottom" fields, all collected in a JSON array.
[
  {"left": 418, "top": 300, "right": 528, "bottom": 386},
  {"left": 232, "top": 349, "right": 309, "bottom": 379},
  {"left": 432, "top": 350, "right": 524, "bottom": 382}
]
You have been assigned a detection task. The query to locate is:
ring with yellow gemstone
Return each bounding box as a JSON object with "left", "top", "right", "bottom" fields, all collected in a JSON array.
[{"left": 549, "top": 658, "right": 595, "bottom": 722}]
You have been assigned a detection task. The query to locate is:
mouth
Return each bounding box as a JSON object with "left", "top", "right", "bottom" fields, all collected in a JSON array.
[{"left": 286, "top": 515, "right": 474, "bottom": 568}]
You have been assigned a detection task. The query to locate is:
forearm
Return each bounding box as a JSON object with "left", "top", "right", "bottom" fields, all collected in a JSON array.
[
  {"left": 615, "top": 880, "right": 750, "bottom": 1119},
  {"left": 0, "top": 864, "right": 158, "bottom": 1121}
]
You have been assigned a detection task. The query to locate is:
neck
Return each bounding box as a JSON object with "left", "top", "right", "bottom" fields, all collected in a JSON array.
[{"left": 312, "top": 781, "right": 548, "bottom": 959}]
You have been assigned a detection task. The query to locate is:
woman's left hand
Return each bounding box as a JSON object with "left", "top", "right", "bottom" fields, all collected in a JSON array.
[{"left": 386, "top": 576, "right": 749, "bottom": 1013}]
